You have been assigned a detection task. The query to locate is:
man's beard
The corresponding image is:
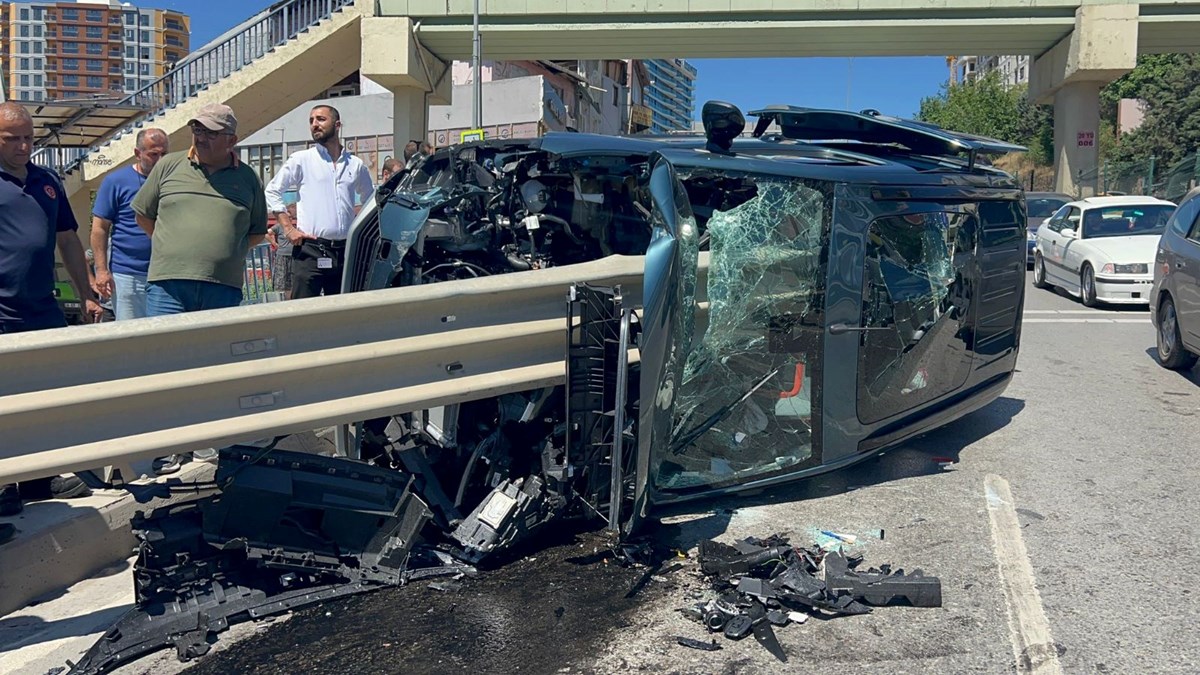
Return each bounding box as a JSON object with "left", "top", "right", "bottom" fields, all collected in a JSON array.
[{"left": 312, "top": 128, "right": 335, "bottom": 144}]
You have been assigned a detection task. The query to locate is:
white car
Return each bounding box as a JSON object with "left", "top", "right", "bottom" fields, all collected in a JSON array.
[{"left": 1031, "top": 195, "right": 1177, "bottom": 305}]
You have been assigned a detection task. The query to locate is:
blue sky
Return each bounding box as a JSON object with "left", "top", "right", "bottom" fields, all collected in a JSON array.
[{"left": 176, "top": 1, "right": 950, "bottom": 120}]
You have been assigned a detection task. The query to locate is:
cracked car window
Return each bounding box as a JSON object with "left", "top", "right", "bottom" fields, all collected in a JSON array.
[
  {"left": 656, "top": 175, "right": 828, "bottom": 490},
  {"left": 857, "top": 211, "right": 977, "bottom": 424}
]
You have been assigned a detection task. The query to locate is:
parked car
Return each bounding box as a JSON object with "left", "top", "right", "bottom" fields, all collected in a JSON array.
[
  {"left": 1025, "top": 192, "right": 1073, "bottom": 267},
  {"left": 1031, "top": 195, "right": 1176, "bottom": 306},
  {"left": 1150, "top": 186, "right": 1200, "bottom": 369}
]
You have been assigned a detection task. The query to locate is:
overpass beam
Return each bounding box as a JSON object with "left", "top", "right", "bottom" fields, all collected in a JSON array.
[
  {"left": 1030, "top": 5, "right": 1138, "bottom": 197},
  {"left": 361, "top": 17, "right": 452, "bottom": 155}
]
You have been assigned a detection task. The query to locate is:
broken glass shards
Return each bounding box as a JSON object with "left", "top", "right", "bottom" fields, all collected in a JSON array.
[{"left": 660, "top": 175, "right": 829, "bottom": 490}]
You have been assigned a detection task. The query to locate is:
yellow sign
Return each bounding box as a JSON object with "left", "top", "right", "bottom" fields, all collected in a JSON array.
[
  {"left": 630, "top": 105, "right": 653, "bottom": 130},
  {"left": 460, "top": 128, "right": 486, "bottom": 143}
]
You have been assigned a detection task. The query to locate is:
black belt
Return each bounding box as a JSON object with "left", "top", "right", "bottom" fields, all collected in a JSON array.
[{"left": 313, "top": 237, "right": 346, "bottom": 249}]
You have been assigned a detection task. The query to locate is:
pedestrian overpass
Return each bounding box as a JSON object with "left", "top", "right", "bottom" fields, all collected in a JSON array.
[{"left": 57, "top": 0, "right": 1200, "bottom": 221}]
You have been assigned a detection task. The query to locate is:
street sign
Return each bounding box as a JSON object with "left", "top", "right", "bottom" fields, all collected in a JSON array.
[
  {"left": 460, "top": 128, "right": 485, "bottom": 143},
  {"left": 1077, "top": 131, "right": 1095, "bottom": 147}
]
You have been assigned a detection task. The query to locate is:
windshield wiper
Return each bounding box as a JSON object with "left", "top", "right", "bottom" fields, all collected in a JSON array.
[{"left": 669, "top": 367, "right": 781, "bottom": 455}]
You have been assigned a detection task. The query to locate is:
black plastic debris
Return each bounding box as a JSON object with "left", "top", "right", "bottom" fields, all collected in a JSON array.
[
  {"left": 680, "top": 534, "right": 942, "bottom": 662},
  {"left": 676, "top": 636, "right": 722, "bottom": 652}
]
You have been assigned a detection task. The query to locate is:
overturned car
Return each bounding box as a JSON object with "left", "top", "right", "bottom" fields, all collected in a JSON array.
[{"left": 71, "top": 103, "right": 1027, "bottom": 673}]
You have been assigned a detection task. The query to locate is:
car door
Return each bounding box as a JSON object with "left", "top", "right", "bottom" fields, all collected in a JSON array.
[
  {"left": 1177, "top": 205, "right": 1200, "bottom": 346},
  {"left": 1059, "top": 207, "right": 1089, "bottom": 282},
  {"left": 638, "top": 151, "right": 831, "bottom": 501},
  {"left": 1039, "top": 206, "right": 1069, "bottom": 284}
]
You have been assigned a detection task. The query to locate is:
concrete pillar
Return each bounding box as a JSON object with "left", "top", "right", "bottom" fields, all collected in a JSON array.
[
  {"left": 1053, "top": 81, "right": 1102, "bottom": 197},
  {"left": 391, "top": 86, "right": 429, "bottom": 159},
  {"left": 360, "top": 16, "right": 451, "bottom": 158},
  {"left": 1029, "top": 5, "right": 1138, "bottom": 197}
]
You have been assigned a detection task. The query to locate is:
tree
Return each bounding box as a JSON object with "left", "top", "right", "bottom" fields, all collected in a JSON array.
[
  {"left": 917, "top": 72, "right": 1053, "bottom": 164},
  {"left": 1102, "top": 55, "right": 1200, "bottom": 168}
]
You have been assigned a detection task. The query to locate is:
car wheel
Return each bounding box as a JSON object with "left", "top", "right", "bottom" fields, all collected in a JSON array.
[
  {"left": 1156, "top": 296, "right": 1198, "bottom": 370},
  {"left": 1032, "top": 253, "right": 1049, "bottom": 289},
  {"left": 1080, "top": 264, "right": 1098, "bottom": 307}
]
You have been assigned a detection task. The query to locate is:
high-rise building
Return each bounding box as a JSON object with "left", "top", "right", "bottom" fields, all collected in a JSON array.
[
  {"left": 643, "top": 58, "right": 696, "bottom": 134},
  {"left": 948, "top": 54, "right": 1030, "bottom": 88},
  {"left": 0, "top": 0, "right": 189, "bottom": 103}
]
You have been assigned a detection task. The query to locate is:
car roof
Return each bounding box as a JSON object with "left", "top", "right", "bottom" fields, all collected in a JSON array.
[
  {"left": 1071, "top": 195, "right": 1177, "bottom": 208},
  {"left": 1026, "top": 192, "right": 1073, "bottom": 201}
]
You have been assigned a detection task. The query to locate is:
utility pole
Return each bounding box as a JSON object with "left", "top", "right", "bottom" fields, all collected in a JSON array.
[
  {"left": 472, "top": 0, "right": 482, "bottom": 128},
  {"left": 845, "top": 57, "right": 853, "bottom": 110}
]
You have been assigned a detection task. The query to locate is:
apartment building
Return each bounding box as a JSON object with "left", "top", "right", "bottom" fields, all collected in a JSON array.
[
  {"left": 948, "top": 54, "right": 1030, "bottom": 88},
  {"left": 643, "top": 58, "right": 696, "bottom": 133},
  {"left": 0, "top": 0, "right": 189, "bottom": 103}
]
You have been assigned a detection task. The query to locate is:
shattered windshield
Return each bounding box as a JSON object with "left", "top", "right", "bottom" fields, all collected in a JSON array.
[{"left": 656, "top": 174, "right": 829, "bottom": 491}]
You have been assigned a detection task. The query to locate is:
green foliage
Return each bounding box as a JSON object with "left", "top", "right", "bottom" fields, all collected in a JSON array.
[
  {"left": 917, "top": 72, "right": 1054, "bottom": 165},
  {"left": 1102, "top": 54, "right": 1200, "bottom": 168}
]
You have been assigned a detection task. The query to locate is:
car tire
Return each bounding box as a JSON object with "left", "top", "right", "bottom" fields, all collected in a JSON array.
[
  {"left": 1155, "top": 296, "right": 1198, "bottom": 370},
  {"left": 1080, "top": 264, "right": 1098, "bottom": 307},
  {"left": 1032, "top": 254, "right": 1049, "bottom": 289}
]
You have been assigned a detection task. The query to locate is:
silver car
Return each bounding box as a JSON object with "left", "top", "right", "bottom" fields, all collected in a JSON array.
[{"left": 1150, "top": 186, "right": 1200, "bottom": 369}]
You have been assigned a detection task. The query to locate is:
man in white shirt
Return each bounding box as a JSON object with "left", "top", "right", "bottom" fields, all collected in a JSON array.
[{"left": 265, "top": 105, "right": 374, "bottom": 299}]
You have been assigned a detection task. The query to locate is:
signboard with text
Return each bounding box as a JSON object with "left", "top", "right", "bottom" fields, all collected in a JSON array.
[{"left": 1077, "top": 131, "right": 1095, "bottom": 147}]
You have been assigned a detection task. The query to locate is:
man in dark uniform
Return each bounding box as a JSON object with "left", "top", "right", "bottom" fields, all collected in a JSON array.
[{"left": 0, "top": 102, "right": 101, "bottom": 519}]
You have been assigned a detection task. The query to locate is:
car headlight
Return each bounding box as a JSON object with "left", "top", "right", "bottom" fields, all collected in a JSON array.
[{"left": 1100, "top": 263, "right": 1148, "bottom": 274}]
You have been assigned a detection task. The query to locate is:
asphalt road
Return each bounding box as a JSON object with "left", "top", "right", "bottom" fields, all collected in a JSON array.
[{"left": 177, "top": 272, "right": 1199, "bottom": 674}]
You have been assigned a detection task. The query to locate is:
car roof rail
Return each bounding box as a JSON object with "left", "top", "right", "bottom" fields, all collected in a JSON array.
[{"left": 748, "top": 105, "right": 1026, "bottom": 170}]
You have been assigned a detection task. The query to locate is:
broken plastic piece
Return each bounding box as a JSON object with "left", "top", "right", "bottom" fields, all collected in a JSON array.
[
  {"left": 823, "top": 551, "right": 943, "bottom": 608},
  {"left": 723, "top": 615, "right": 753, "bottom": 640},
  {"left": 676, "top": 636, "right": 722, "bottom": 652},
  {"left": 787, "top": 611, "right": 809, "bottom": 625},
  {"left": 451, "top": 476, "right": 565, "bottom": 562}
]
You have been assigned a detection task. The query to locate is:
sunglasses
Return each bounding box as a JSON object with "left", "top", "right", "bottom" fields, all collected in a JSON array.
[{"left": 189, "top": 123, "right": 231, "bottom": 139}]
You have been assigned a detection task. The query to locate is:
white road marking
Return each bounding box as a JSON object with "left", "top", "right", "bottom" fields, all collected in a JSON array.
[
  {"left": 1024, "top": 309, "right": 1147, "bottom": 315},
  {"left": 984, "top": 475, "right": 1064, "bottom": 675},
  {"left": 1022, "top": 318, "right": 1146, "bottom": 324}
]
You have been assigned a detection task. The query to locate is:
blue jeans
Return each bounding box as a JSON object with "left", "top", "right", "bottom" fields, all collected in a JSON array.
[
  {"left": 146, "top": 279, "right": 243, "bottom": 316},
  {"left": 112, "top": 272, "right": 149, "bottom": 320}
]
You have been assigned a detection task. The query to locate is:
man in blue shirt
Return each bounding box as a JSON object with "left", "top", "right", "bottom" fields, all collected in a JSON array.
[
  {"left": 90, "top": 128, "right": 168, "bottom": 319},
  {"left": 0, "top": 102, "right": 101, "bottom": 518}
]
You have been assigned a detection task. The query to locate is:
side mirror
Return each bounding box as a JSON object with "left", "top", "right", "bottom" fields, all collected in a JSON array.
[
  {"left": 701, "top": 100, "right": 745, "bottom": 155},
  {"left": 1061, "top": 228, "right": 1076, "bottom": 239}
]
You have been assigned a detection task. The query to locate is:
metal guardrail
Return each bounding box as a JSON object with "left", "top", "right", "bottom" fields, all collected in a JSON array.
[
  {"left": 55, "top": 0, "right": 358, "bottom": 176},
  {"left": 0, "top": 256, "right": 650, "bottom": 485}
]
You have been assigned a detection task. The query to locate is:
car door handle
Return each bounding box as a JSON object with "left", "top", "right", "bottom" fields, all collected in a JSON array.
[{"left": 828, "top": 323, "right": 891, "bottom": 335}]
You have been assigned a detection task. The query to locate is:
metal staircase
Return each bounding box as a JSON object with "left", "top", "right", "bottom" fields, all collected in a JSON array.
[{"left": 35, "top": 0, "right": 359, "bottom": 177}]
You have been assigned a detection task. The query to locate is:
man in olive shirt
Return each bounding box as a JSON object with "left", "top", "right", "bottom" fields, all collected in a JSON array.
[
  {"left": 131, "top": 102, "right": 266, "bottom": 475},
  {"left": 132, "top": 103, "right": 267, "bottom": 315}
]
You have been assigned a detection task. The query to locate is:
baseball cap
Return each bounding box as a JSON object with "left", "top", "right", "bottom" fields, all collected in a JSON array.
[{"left": 189, "top": 103, "right": 238, "bottom": 133}]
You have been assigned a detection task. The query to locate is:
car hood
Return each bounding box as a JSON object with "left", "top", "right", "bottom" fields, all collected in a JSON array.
[{"left": 1085, "top": 234, "right": 1162, "bottom": 263}]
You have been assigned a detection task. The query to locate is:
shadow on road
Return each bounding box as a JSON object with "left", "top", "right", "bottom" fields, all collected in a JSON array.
[
  {"left": 653, "top": 395, "right": 1026, "bottom": 548},
  {"left": 0, "top": 602, "right": 134, "bottom": 654},
  {"left": 1142, "top": 347, "right": 1200, "bottom": 386}
]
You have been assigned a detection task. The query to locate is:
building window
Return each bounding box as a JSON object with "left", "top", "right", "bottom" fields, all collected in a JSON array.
[
  {"left": 139, "top": 30, "right": 150, "bottom": 43},
  {"left": 140, "top": 47, "right": 150, "bottom": 60},
  {"left": 87, "top": 43, "right": 102, "bottom": 55},
  {"left": 62, "top": 8, "right": 79, "bottom": 21},
  {"left": 33, "top": 25, "right": 42, "bottom": 37},
  {"left": 64, "top": 75, "right": 79, "bottom": 87},
  {"left": 86, "top": 26, "right": 103, "bottom": 39},
  {"left": 125, "top": 78, "right": 136, "bottom": 90},
  {"left": 34, "top": 91, "right": 43, "bottom": 101},
  {"left": 86, "top": 9, "right": 103, "bottom": 22},
  {"left": 33, "top": 7, "right": 43, "bottom": 20},
  {"left": 62, "top": 25, "right": 78, "bottom": 37},
  {"left": 20, "top": 74, "right": 29, "bottom": 87},
  {"left": 125, "top": 29, "right": 134, "bottom": 41},
  {"left": 64, "top": 59, "right": 79, "bottom": 70},
  {"left": 109, "top": 63, "right": 120, "bottom": 73},
  {"left": 125, "top": 13, "right": 135, "bottom": 25},
  {"left": 19, "top": 58, "right": 29, "bottom": 70},
  {"left": 109, "top": 30, "right": 119, "bottom": 40},
  {"left": 33, "top": 58, "right": 42, "bottom": 69},
  {"left": 19, "top": 8, "right": 29, "bottom": 20},
  {"left": 139, "top": 14, "right": 149, "bottom": 26},
  {"left": 124, "top": 63, "right": 134, "bottom": 74},
  {"left": 20, "top": 91, "right": 31, "bottom": 101},
  {"left": 86, "top": 76, "right": 103, "bottom": 88},
  {"left": 87, "top": 59, "right": 103, "bottom": 72},
  {"left": 34, "top": 42, "right": 43, "bottom": 54},
  {"left": 62, "top": 42, "right": 79, "bottom": 54},
  {"left": 19, "top": 42, "right": 30, "bottom": 55},
  {"left": 34, "top": 74, "right": 42, "bottom": 86},
  {"left": 19, "top": 25, "right": 30, "bottom": 37},
  {"left": 125, "top": 46, "right": 135, "bottom": 58},
  {"left": 166, "top": 20, "right": 183, "bottom": 31},
  {"left": 139, "top": 63, "right": 150, "bottom": 75}
]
